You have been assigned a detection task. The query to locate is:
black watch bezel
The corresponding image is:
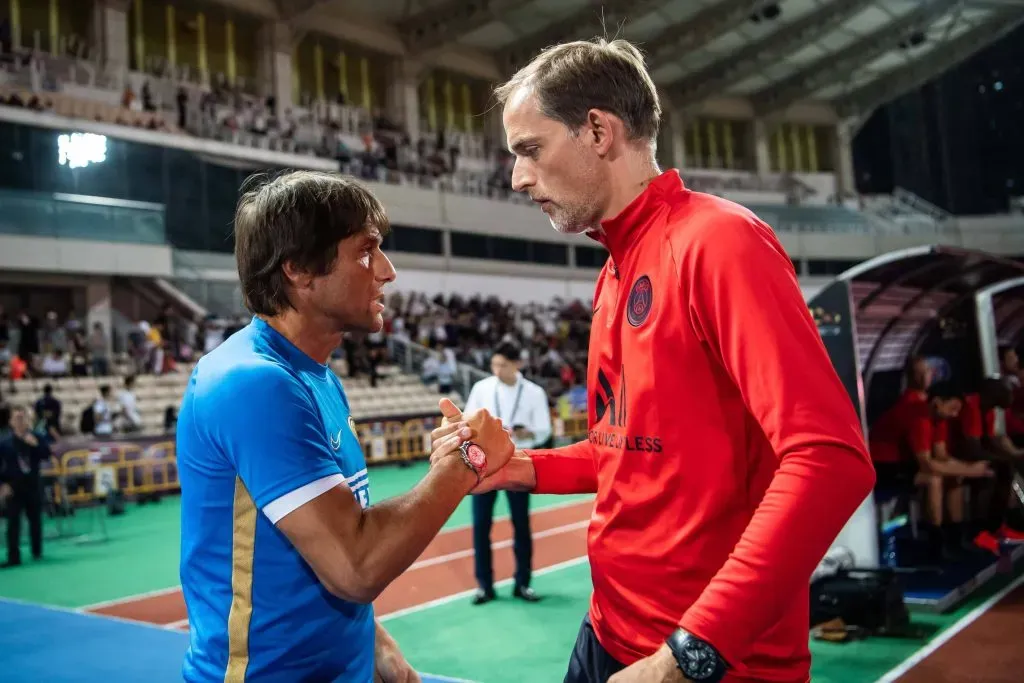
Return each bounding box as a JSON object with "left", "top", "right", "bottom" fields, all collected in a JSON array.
[{"left": 666, "top": 629, "right": 727, "bottom": 682}]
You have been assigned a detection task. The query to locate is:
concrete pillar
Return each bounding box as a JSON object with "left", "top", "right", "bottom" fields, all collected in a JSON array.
[
  {"left": 753, "top": 118, "right": 772, "bottom": 176},
  {"left": 485, "top": 106, "right": 505, "bottom": 149},
  {"left": 833, "top": 123, "right": 856, "bottom": 199},
  {"left": 386, "top": 59, "right": 422, "bottom": 143},
  {"left": 258, "top": 22, "right": 293, "bottom": 118},
  {"left": 86, "top": 279, "right": 113, "bottom": 356},
  {"left": 93, "top": 0, "right": 130, "bottom": 76},
  {"left": 669, "top": 110, "right": 687, "bottom": 169}
]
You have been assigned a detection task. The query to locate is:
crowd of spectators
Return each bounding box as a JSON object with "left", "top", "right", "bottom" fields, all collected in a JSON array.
[
  {"left": 382, "top": 291, "right": 592, "bottom": 409},
  {"left": 0, "top": 43, "right": 519, "bottom": 200}
]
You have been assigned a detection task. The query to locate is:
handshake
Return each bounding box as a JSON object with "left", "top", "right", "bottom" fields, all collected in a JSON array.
[{"left": 428, "top": 398, "right": 520, "bottom": 494}]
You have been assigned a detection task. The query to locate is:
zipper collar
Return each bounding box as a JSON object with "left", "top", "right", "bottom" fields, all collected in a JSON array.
[{"left": 588, "top": 169, "right": 685, "bottom": 269}]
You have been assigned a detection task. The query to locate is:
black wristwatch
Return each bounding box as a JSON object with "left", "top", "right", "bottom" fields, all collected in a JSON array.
[{"left": 666, "top": 629, "right": 727, "bottom": 682}]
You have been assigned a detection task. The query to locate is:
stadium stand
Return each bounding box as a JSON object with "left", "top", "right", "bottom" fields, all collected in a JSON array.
[{"left": 3, "top": 2, "right": 1024, "bottom": 681}]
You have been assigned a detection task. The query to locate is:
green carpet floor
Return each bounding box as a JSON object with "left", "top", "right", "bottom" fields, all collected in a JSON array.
[
  {"left": 387, "top": 558, "right": 1023, "bottom": 683},
  {"left": 0, "top": 461, "right": 592, "bottom": 608},
  {"left": 2, "top": 460, "right": 1019, "bottom": 683}
]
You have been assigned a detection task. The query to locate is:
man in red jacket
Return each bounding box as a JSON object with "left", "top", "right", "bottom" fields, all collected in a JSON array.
[{"left": 435, "top": 38, "right": 875, "bottom": 683}]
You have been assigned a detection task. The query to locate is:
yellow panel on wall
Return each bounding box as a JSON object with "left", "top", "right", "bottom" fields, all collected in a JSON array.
[{"left": 166, "top": 4, "right": 176, "bottom": 66}]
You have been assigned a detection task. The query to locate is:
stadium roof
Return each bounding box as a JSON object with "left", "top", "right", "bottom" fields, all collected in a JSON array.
[
  {"left": 827, "top": 245, "right": 1024, "bottom": 376},
  {"left": 240, "top": 0, "right": 1024, "bottom": 122}
]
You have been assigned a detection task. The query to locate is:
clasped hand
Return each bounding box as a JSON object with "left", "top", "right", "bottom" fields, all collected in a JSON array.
[{"left": 428, "top": 398, "right": 515, "bottom": 479}]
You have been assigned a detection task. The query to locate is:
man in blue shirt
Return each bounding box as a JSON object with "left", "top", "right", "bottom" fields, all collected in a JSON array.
[{"left": 177, "top": 171, "right": 516, "bottom": 682}]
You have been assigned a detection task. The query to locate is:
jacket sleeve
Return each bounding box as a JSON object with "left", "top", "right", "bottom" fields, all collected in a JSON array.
[
  {"left": 525, "top": 440, "right": 599, "bottom": 494},
  {"left": 674, "top": 209, "right": 876, "bottom": 668}
]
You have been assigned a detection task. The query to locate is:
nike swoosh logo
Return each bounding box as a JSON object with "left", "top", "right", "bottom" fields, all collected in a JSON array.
[{"left": 330, "top": 430, "right": 342, "bottom": 450}]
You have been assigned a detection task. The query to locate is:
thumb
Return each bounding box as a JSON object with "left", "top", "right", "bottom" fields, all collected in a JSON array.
[{"left": 439, "top": 397, "right": 463, "bottom": 421}]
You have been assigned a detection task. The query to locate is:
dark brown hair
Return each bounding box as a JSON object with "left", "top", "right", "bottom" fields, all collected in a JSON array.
[
  {"left": 233, "top": 170, "right": 389, "bottom": 316},
  {"left": 494, "top": 38, "right": 661, "bottom": 145}
]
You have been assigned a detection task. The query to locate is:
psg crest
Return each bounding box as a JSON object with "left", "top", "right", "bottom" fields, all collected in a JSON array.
[{"left": 627, "top": 275, "right": 653, "bottom": 327}]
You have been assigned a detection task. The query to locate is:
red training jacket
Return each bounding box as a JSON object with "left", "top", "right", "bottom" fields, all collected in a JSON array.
[
  {"left": 868, "top": 389, "right": 933, "bottom": 464},
  {"left": 525, "top": 170, "right": 876, "bottom": 682}
]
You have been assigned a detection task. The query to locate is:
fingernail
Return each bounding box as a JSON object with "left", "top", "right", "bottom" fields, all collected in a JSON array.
[{"left": 459, "top": 427, "right": 471, "bottom": 438}]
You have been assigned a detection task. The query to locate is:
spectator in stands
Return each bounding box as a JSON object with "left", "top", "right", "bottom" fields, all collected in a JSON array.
[
  {"left": 88, "top": 322, "right": 110, "bottom": 376},
  {"left": 117, "top": 376, "right": 142, "bottom": 433},
  {"left": 464, "top": 340, "right": 552, "bottom": 605},
  {"left": 870, "top": 377, "right": 992, "bottom": 562},
  {"left": 91, "top": 385, "right": 114, "bottom": 437},
  {"left": 0, "top": 389, "right": 9, "bottom": 434},
  {"left": 148, "top": 322, "right": 165, "bottom": 374},
  {"left": 0, "top": 306, "right": 8, "bottom": 350},
  {"left": 67, "top": 326, "right": 89, "bottom": 377},
  {"left": 40, "top": 311, "right": 67, "bottom": 355},
  {"left": 7, "top": 354, "right": 27, "bottom": 381},
  {"left": 40, "top": 349, "right": 67, "bottom": 377},
  {"left": 16, "top": 311, "right": 39, "bottom": 375},
  {"left": 33, "top": 384, "right": 61, "bottom": 442},
  {"left": 437, "top": 346, "right": 457, "bottom": 394},
  {"left": 163, "top": 405, "right": 177, "bottom": 434},
  {"left": 0, "top": 405, "right": 50, "bottom": 568}
]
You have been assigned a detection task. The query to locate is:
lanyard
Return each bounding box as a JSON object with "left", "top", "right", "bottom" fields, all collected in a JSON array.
[{"left": 494, "top": 380, "right": 525, "bottom": 425}]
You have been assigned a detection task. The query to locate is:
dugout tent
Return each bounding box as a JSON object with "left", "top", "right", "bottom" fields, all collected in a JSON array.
[
  {"left": 809, "top": 245, "right": 1024, "bottom": 568},
  {"left": 976, "top": 276, "right": 1024, "bottom": 377}
]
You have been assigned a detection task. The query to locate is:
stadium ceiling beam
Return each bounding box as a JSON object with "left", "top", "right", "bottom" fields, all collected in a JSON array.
[
  {"left": 665, "top": 0, "right": 875, "bottom": 110},
  {"left": 397, "top": 0, "right": 522, "bottom": 55},
  {"left": 833, "top": 7, "right": 1024, "bottom": 118},
  {"left": 749, "top": 0, "right": 963, "bottom": 117},
  {"left": 494, "top": 0, "right": 666, "bottom": 75},
  {"left": 642, "top": 0, "right": 766, "bottom": 71},
  {"left": 964, "top": 0, "right": 1024, "bottom": 7},
  {"left": 276, "top": 0, "right": 336, "bottom": 22}
]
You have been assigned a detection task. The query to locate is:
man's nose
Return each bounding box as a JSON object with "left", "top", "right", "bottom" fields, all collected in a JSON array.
[
  {"left": 511, "top": 159, "right": 534, "bottom": 193},
  {"left": 377, "top": 251, "right": 397, "bottom": 283}
]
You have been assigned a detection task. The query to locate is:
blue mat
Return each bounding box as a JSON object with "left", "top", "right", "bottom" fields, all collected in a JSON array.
[{"left": 0, "top": 599, "right": 471, "bottom": 682}]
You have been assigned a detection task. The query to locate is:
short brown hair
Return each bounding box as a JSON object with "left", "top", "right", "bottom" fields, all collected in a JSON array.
[
  {"left": 234, "top": 170, "right": 389, "bottom": 316},
  {"left": 494, "top": 38, "right": 661, "bottom": 144}
]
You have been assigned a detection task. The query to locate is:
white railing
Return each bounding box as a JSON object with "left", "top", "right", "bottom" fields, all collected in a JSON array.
[
  {"left": 892, "top": 187, "right": 954, "bottom": 224},
  {"left": 388, "top": 335, "right": 487, "bottom": 401}
]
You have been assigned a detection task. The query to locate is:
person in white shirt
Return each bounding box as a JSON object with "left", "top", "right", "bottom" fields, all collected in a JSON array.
[
  {"left": 118, "top": 376, "right": 142, "bottom": 433},
  {"left": 463, "top": 340, "right": 552, "bottom": 605},
  {"left": 92, "top": 385, "right": 115, "bottom": 437}
]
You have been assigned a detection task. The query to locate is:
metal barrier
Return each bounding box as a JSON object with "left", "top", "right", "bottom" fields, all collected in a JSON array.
[
  {"left": 57, "top": 441, "right": 178, "bottom": 505},
  {"left": 48, "top": 412, "right": 589, "bottom": 505},
  {"left": 352, "top": 411, "right": 590, "bottom": 464}
]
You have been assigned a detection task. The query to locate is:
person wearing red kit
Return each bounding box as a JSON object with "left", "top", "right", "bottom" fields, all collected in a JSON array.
[{"left": 433, "top": 38, "right": 875, "bottom": 683}]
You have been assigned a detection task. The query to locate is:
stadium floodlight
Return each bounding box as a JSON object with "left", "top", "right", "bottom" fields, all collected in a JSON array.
[{"left": 57, "top": 132, "right": 107, "bottom": 170}]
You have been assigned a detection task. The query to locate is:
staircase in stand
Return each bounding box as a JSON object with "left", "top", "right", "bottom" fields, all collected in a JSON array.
[{"left": 860, "top": 187, "right": 956, "bottom": 234}]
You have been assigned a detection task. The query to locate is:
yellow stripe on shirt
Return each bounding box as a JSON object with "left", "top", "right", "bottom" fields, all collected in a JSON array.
[{"left": 224, "top": 477, "right": 257, "bottom": 682}]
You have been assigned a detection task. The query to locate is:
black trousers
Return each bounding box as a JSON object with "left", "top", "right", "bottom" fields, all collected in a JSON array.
[
  {"left": 472, "top": 490, "right": 532, "bottom": 591},
  {"left": 5, "top": 480, "right": 43, "bottom": 563},
  {"left": 564, "top": 615, "right": 627, "bottom": 683}
]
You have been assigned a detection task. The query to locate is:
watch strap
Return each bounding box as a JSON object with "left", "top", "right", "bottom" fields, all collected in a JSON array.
[{"left": 666, "top": 629, "right": 727, "bottom": 682}]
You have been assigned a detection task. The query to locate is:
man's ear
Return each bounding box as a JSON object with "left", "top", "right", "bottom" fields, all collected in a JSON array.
[
  {"left": 585, "top": 108, "right": 615, "bottom": 156},
  {"left": 282, "top": 260, "right": 313, "bottom": 291}
]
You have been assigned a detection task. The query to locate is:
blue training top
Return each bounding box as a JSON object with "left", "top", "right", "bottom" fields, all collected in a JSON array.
[{"left": 177, "top": 316, "right": 374, "bottom": 682}]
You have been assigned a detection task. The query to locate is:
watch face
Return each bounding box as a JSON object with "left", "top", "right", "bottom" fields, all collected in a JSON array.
[
  {"left": 466, "top": 444, "right": 486, "bottom": 470},
  {"left": 682, "top": 640, "right": 719, "bottom": 680}
]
